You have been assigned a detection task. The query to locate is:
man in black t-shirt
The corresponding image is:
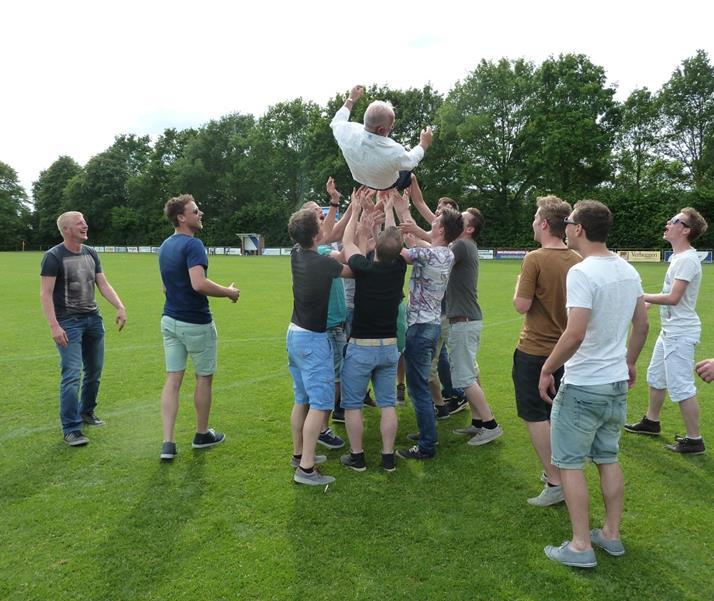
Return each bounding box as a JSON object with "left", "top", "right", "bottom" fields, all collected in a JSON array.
[
  {"left": 40, "top": 211, "right": 126, "bottom": 446},
  {"left": 287, "top": 208, "right": 352, "bottom": 486},
  {"left": 339, "top": 191, "right": 407, "bottom": 472}
]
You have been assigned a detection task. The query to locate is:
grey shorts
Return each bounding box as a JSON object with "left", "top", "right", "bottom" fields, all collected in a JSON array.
[{"left": 447, "top": 320, "right": 482, "bottom": 389}]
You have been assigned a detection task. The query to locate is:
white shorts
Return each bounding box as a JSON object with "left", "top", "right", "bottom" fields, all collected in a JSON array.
[
  {"left": 447, "top": 320, "right": 483, "bottom": 389},
  {"left": 646, "top": 332, "right": 697, "bottom": 402}
]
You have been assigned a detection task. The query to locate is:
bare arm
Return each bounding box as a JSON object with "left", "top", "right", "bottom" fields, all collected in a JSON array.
[
  {"left": 189, "top": 266, "right": 240, "bottom": 302},
  {"left": 40, "top": 276, "right": 68, "bottom": 347},
  {"left": 538, "top": 307, "right": 591, "bottom": 403},
  {"left": 399, "top": 219, "right": 431, "bottom": 243},
  {"left": 409, "top": 175, "right": 436, "bottom": 223},
  {"left": 342, "top": 195, "right": 363, "bottom": 262},
  {"left": 696, "top": 359, "right": 714, "bottom": 383},
  {"left": 625, "top": 297, "right": 650, "bottom": 388},
  {"left": 513, "top": 276, "right": 533, "bottom": 314},
  {"left": 342, "top": 84, "right": 365, "bottom": 112},
  {"left": 95, "top": 272, "right": 127, "bottom": 331},
  {"left": 643, "top": 279, "right": 689, "bottom": 306}
]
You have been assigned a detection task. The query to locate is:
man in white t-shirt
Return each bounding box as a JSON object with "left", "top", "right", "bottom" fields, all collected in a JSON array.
[
  {"left": 538, "top": 200, "right": 649, "bottom": 568},
  {"left": 330, "top": 85, "right": 433, "bottom": 191},
  {"left": 625, "top": 208, "right": 709, "bottom": 454}
]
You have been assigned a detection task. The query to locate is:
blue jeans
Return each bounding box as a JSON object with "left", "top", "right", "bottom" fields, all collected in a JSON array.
[
  {"left": 438, "top": 343, "right": 464, "bottom": 399},
  {"left": 341, "top": 342, "right": 399, "bottom": 409},
  {"left": 286, "top": 328, "right": 335, "bottom": 411},
  {"left": 56, "top": 313, "right": 105, "bottom": 434},
  {"left": 404, "top": 322, "right": 440, "bottom": 454}
]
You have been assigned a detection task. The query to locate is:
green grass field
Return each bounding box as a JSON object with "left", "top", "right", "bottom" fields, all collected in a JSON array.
[{"left": 1, "top": 252, "right": 713, "bottom": 601}]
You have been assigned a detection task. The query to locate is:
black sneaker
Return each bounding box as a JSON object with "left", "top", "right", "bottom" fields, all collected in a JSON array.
[
  {"left": 160, "top": 442, "right": 177, "bottom": 460},
  {"left": 332, "top": 407, "right": 346, "bottom": 424},
  {"left": 317, "top": 428, "right": 345, "bottom": 449},
  {"left": 381, "top": 452, "right": 396, "bottom": 472},
  {"left": 447, "top": 397, "right": 468, "bottom": 415},
  {"left": 397, "top": 445, "right": 435, "bottom": 460},
  {"left": 624, "top": 415, "right": 661, "bottom": 435},
  {"left": 63, "top": 431, "right": 89, "bottom": 446},
  {"left": 340, "top": 453, "right": 367, "bottom": 472},
  {"left": 665, "top": 436, "right": 705, "bottom": 455},
  {"left": 81, "top": 412, "right": 105, "bottom": 426},
  {"left": 435, "top": 404, "right": 450, "bottom": 420},
  {"left": 192, "top": 428, "right": 225, "bottom": 449}
]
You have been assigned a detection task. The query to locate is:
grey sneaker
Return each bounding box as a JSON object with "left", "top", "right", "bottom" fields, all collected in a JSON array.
[
  {"left": 467, "top": 425, "right": 503, "bottom": 446},
  {"left": 160, "top": 442, "right": 177, "bottom": 460},
  {"left": 80, "top": 412, "right": 105, "bottom": 426},
  {"left": 527, "top": 483, "right": 565, "bottom": 506},
  {"left": 544, "top": 541, "right": 597, "bottom": 568},
  {"left": 590, "top": 528, "right": 625, "bottom": 556},
  {"left": 293, "top": 467, "right": 335, "bottom": 486},
  {"left": 453, "top": 424, "right": 480, "bottom": 436},
  {"left": 290, "top": 455, "right": 327, "bottom": 469},
  {"left": 63, "top": 431, "right": 89, "bottom": 446},
  {"left": 340, "top": 453, "right": 367, "bottom": 472},
  {"left": 192, "top": 428, "right": 225, "bottom": 449}
]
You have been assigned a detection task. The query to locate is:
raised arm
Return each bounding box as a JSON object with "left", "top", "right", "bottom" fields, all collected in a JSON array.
[
  {"left": 409, "top": 175, "right": 436, "bottom": 223},
  {"left": 343, "top": 190, "right": 364, "bottom": 262}
]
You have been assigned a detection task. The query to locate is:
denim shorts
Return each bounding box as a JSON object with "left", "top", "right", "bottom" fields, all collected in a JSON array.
[
  {"left": 327, "top": 325, "right": 347, "bottom": 382},
  {"left": 447, "top": 320, "right": 483, "bottom": 388},
  {"left": 550, "top": 381, "right": 628, "bottom": 469},
  {"left": 161, "top": 316, "right": 217, "bottom": 375},
  {"left": 646, "top": 332, "right": 698, "bottom": 402},
  {"left": 341, "top": 342, "right": 400, "bottom": 409},
  {"left": 286, "top": 328, "right": 335, "bottom": 411}
]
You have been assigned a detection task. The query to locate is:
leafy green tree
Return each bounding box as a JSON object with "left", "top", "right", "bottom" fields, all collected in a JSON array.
[
  {"left": 437, "top": 58, "right": 537, "bottom": 244},
  {"left": 659, "top": 49, "right": 714, "bottom": 187},
  {"left": 31, "top": 156, "right": 82, "bottom": 245},
  {"left": 528, "top": 53, "right": 618, "bottom": 198},
  {"left": 0, "top": 161, "right": 31, "bottom": 249}
]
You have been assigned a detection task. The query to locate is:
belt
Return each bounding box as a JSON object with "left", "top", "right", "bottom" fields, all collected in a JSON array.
[
  {"left": 448, "top": 316, "right": 474, "bottom": 324},
  {"left": 349, "top": 337, "right": 397, "bottom": 346}
]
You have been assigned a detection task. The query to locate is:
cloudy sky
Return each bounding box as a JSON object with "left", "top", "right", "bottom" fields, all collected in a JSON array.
[{"left": 3, "top": 0, "right": 713, "bottom": 197}]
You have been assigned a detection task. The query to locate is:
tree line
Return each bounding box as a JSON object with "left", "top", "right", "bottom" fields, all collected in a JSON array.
[{"left": 2, "top": 50, "right": 713, "bottom": 250}]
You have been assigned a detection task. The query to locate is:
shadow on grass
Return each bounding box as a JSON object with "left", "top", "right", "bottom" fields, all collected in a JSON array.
[{"left": 91, "top": 452, "right": 207, "bottom": 599}]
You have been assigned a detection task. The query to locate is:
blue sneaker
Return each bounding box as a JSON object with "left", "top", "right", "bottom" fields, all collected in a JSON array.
[
  {"left": 318, "top": 428, "right": 345, "bottom": 449},
  {"left": 544, "top": 541, "right": 597, "bottom": 568},
  {"left": 590, "top": 529, "right": 625, "bottom": 556}
]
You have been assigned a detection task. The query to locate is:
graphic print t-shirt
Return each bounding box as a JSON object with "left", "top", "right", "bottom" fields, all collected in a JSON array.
[{"left": 40, "top": 244, "right": 102, "bottom": 320}]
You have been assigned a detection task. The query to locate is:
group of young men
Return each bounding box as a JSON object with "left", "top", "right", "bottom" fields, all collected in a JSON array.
[{"left": 40, "top": 85, "right": 711, "bottom": 571}]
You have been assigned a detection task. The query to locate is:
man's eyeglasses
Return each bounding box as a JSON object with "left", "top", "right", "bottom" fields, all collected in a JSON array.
[
  {"left": 669, "top": 217, "right": 691, "bottom": 228},
  {"left": 563, "top": 218, "right": 579, "bottom": 226}
]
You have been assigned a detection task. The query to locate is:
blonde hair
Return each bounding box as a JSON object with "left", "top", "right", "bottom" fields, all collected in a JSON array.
[{"left": 56, "top": 211, "right": 83, "bottom": 234}]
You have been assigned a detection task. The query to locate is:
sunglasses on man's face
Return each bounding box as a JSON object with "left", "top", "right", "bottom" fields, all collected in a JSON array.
[{"left": 669, "top": 217, "right": 690, "bottom": 228}]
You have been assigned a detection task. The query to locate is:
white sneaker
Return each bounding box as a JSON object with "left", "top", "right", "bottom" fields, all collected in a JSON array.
[
  {"left": 467, "top": 425, "right": 503, "bottom": 446},
  {"left": 527, "top": 483, "right": 565, "bottom": 506}
]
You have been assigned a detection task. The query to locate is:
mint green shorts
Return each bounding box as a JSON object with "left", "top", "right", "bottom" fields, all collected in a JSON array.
[{"left": 161, "top": 316, "right": 217, "bottom": 375}]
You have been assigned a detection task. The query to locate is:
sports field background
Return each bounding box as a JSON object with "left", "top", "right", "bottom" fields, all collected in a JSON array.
[{"left": 1, "top": 253, "right": 712, "bottom": 601}]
